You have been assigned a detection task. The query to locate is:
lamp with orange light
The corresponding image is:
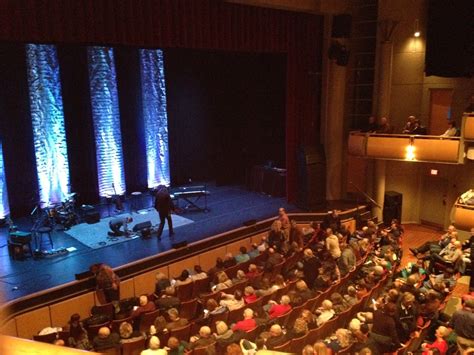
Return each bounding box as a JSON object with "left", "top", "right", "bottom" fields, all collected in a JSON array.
[{"left": 405, "top": 139, "right": 416, "bottom": 161}]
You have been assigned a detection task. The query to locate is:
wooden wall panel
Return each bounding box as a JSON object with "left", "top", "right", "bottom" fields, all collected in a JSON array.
[
  {"left": 119, "top": 279, "right": 135, "bottom": 299},
  {"left": 0, "top": 319, "right": 17, "bottom": 337},
  {"left": 414, "top": 139, "right": 459, "bottom": 162},
  {"left": 367, "top": 137, "right": 410, "bottom": 159},
  {"left": 198, "top": 246, "right": 226, "bottom": 271},
  {"left": 464, "top": 116, "right": 474, "bottom": 139},
  {"left": 250, "top": 232, "right": 267, "bottom": 244},
  {"left": 50, "top": 292, "right": 95, "bottom": 327},
  {"left": 15, "top": 306, "right": 50, "bottom": 339}
]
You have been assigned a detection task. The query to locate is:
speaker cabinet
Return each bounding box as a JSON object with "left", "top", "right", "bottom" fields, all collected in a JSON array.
[
  {"left": 296, "top": 145, "right": 326, "bottom": 210},
  {"left": 133, "top": 221, "right": 152, "bottom": 232},
  {"left": 383, "top": 191, "right": 402, "bottom": 226},
  {"left": 84, "top": 211, "right": 100, "bottom": 224}
]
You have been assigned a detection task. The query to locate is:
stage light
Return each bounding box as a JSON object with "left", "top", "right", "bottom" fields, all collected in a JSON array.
[
  {"left": 139, "top": 49, "right": 171, "bottom": 188},
  {"left": 0, "top": 140, "right": 10, "bottom": 219},
  {"left": 25, "top": 44, "right": 70, "bottom": 208},
  {"left": 87, "top": 47, "right": 126, "bottom": 197}
]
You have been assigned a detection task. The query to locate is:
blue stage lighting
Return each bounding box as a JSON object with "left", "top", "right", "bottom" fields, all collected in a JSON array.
[
  {"left": 139, "top": 49, "right": 171, "bottom": 188},
  {"left": 25, "top": 44, "right": 70, "bottom": 208},
  {"left": 87, "top": 47, "right": 126, "bottom": 197},
  {"left": 0, "top": 141, "right": 10, "bottom": 219}
]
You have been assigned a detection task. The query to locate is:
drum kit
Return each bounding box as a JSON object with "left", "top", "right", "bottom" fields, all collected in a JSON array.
[{"left": 36, "top": 192, "right": 79, "bottom": 230}]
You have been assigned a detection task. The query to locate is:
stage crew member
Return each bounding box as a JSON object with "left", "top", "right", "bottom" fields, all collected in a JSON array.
[{"left": 155, "top": 185, "right": 175, "bottom": 239}]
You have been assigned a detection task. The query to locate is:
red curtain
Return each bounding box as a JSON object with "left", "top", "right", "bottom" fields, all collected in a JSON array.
[{"left": 0, "top": 0, "right": 323, "bottom": 201}]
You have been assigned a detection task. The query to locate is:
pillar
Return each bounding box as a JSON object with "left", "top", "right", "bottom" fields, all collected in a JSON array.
[{"left": 325, "top": 59, "right": 347, "bottom": 201}]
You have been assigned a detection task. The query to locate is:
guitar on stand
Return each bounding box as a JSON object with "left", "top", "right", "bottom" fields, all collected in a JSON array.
[{"left": 111, "top": 183, "right": 124, "bottom": 212}]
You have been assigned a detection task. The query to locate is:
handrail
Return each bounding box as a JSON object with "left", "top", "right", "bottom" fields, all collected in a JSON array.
[
  {"left": 349, "top": 131, "right": 462, "bottom": 140},
  {"left": 349, "top": 181, "right": 381, "bottom": 208}
]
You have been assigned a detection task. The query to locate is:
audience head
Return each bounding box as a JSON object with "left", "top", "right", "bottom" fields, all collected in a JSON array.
[
  {"left": 278, "top": 207, "right": 286, "bottom": 216},
  {"left": 302, "top": 345, "right": 315, "bottom": 355},
  {"left": 139, "top": 295, "right": 148, "bottom": 306},
  {"left": 236, "top": 270, "right": 246, "bottom": 280},
  {"left": 326, "top": 227, "right": 333, "bottom": 235},
  {"left": 199, "top": 326, "right": 211, "bottom": 338},
  {"left": 322, "top": 299, "right": 333, "bottom": 310},
  {"left": 274, "top": 274, "right": 285, "bottom": 286},
  {"left": 401, "top": 292, "right": 415, "bottom": 307},
  {"left": 335, "top": 328, "right": 351, "bottom": 347},
  {"left": 243, "top": 308, "right": 254, "bottom": 319},
  {"left": 165, "top": 286, "right": 176, "bottom": 296},
  {"left": 280, "top": 295, "right": 290, "bottom": 305},
  {"left": 330, "top": 292, "right": 343, "bottom": 305},
  {"left": 239, "top": 246, "right": 247, "bottom": 255},
  {"left": 194, "top": 265, "right": 203, "bottom": 274},
  {"left": 270, "top": 324, "right": 282, "bottom": 337},
  {"left": 155, "top": 272, "right": 167, "bottom": 282},
  {"left": 98, "top": 327, "right": 111, "bottom": 338},
  {"left": 217, "top": 271, "right": 229, "bottom": 284},
  {"left": 348, "top": 318, "right": 361, "bottom": 332},
  {"left": 216, "top": 321, "right": 229, "bottom": 335},
  {"left": 148, "top": 336, "right": 160, "bottom": 350},
  {"left": 69, "top": 313, "right": 81, "bottom": 325},
  {"left": 167, "top": 336, "right": 180, "bottom": 350},
  {"left": 225, "top": 252, "right": 233, "bottom": 260},
  {"left": 313, "top": 342, "right": 330, "bottom": 355},
  {"left": 53, "top": 339, "right": 65, "bottom": 346},
  {"left": 435, "top": 325, "right": 449, "bottom": 338},
  {"left": 226, "top": 343, "right": 244, "bottom": 355},
  {"left": 347, "top": 285, "right": 357, "bottom": 297},
  {"left": 119, "top": 321, "right": 134, "bottom": 339},
  {"left": 380, "top": 116, "right": 388, "bottom": 125},
  {"left": 244, "top": 286, "right": 255, "bottom": 296},
  {"left": 304, "top": 248, "right": 314, "bottom": 259},
  {"left": 358, "top": 348, "right": 373, "bottom": 355},
  {"left": 215, "top": 257, "right": 224, "bottom": 268},
  {"left": 248, "top": 264, "right": 257, "bottom": 273},
  {"left": 167, "top": 308, "right": 179, "bottom": 320},
  {"left": 294, "top": 317, "right": 309, "bottom": 334},
  {"left": 179, "top": 269, "right": 190, "bottom": 280},
  {"left": 206, "top": 298, "right": 219, "bottom": 311},
  {"left": 296, "top": 280, "right": 309, "bottom": 292}
]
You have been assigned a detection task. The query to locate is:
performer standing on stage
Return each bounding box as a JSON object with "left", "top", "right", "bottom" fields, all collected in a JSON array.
[{"left": 155, "top": 185, "right": 175, "bottom": 239}]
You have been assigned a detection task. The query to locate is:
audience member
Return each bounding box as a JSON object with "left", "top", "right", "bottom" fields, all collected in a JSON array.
[
  {"left": 220, "top": 290, "right": 245, "bottom": 310},
  {"left": 131, "top": 295, "right": 156, "bottom": 320},
  {"left": 166, "top": 336, "right": 186, "bottom": 355},
  {"left": 92, "top": 326, "right": 121, "bottom": 351},
  {"left": 166, "top": 308, "right": 189, "bottom": 330},
  {"left": 232, "top": 308, "right": 257, "bottom": 332},
  {"left": 215, "top": 271, "right": 233, "bottom": 291},
  {"left": 302, "top": 248, "right": 321, "bottom": 289},
  {"left": 376, "top": 116, "right": 394, "bottom": 134},
  {"left": 370, "top": 302, "right": 400, "bottom": 353},
  {"left": 154, "top": 272, "right": 171, "bottom": 297},
  {"left": 325, "top": 228, "right": 341, "bottom": 259},
  {"left": 441, "top": 120, "right": 458, "bottom": 137},
  {"left": 188, "top": 326, "right": 215, "bottom": 351},
  {"left": 119, "top": 321, "right": 144, "bottom": 343},
  {"left": 190, "top": 265, "right": 208, "bottom": 281},
  {"left": 316, "top": 300, "right": 335, "bottom": 326},
  {"left": 265, "top": 324, "right": 287, "bottom": 350},
  {"left": 141, "top": 335, "right": 167, "bottom": 355},
  {"left": 156, "top": 286, "right": 180, "bottom": 311},
  {"left": 268, "top": 295, "right": 292, "bottom": 319},
  {"left": 235, "top": 247, "right": 250, "bottom": 264},
  {"left": 449, "top": 298, "right": 474, "bottom": 353},
  {"left": 174, "top": 269, "right": 192, "bottom": 287}
]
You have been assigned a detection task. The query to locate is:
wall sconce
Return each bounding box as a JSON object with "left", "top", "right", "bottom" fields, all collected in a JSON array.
[
  {"left": 405, "top": 138, "right": 416, "bottom": 161},
  {"left": 413, "top": 19, "right": 420, "bottom": 37}
]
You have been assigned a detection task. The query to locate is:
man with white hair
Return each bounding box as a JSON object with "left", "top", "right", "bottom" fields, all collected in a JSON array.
[
  {"left": 265, "top": 324, "right": 288, "bottom": 350},
  {"left": 140, "top": 335, "right": 167, "bottom": 355},
  {"left": 316, "top": 300, "right": 335, "bottom": 326},
  {"left": 92, "top": 326, "right": 120, "bottom": 351},
  {"left": 130, "top": 295, "right": 156, "bottom": 321},
  {"left": 232, "top": 308, "right": 257, "bottom": 332},
  {"left": 268, "top": 295, "right": 292, "bottom": 319},
  {"left": 188, "top": 326, "right": 215, "bottom": 351}
]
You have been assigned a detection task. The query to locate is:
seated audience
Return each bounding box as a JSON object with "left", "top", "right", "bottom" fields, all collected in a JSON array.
[
  {"left": 214, "top": 321, "right": 242, "bottom": 352},
  {"left": 215, "top": 271, "right": 233, "bottom": 291},
  {"left": 131, "top": 295, "right": 156, "bottom": 320},
  {"left": 265, "top": 324, "right": 287, "bottom": 350},
  {"left": 427, "top": 240, "right": 463, "bottom": 273},
  {"left": 421, "top": 325, "right": 449, "bottom": 355},
  {"left": 376, "top": 116, "right": 394, "bottom": 134},
  {"left": 296, "top": 280, "right": 315, "bottom": 302},
  {"left": 449, "top": 298, "right": 474, "bottom": 353},
  {"left": 92, "top": 326, "right": 121, "bottom": 351},
  {"left": 286, "top": 317, "right": 308, "bottom": 338},
  {"left": 188, "top": 326, "right": 215, "bottom": 351},
  {"left": 141, "top": 335, "right": 167, "bottom": 355},
  {"left": 268, "top": 295, "right": 292, "bottom": 319},
  {"left": 174, "top": 269, "right": 192, "bottom": 287},
  {"left": 65, "top": 313, "right": 88, "bottom": 348},
  {"left": 338, "top": 240, "right": 356, "bottom": 276},
  {"left": 441, "top": 120, "right": 458, "bottom": 137},
  {"left": 190, "top": 265, "right": 207, "bottom": 281},
  {"left": 247, "top": 243, "right": 260, "bottom": 259},
  {"left": 395, "top": 292, "right": 418, "bottom": 342},
  {"left": 330, "top": 292, "right": 346, "bottom": 314},
  {"left": 166, "top": 308, "right": 189, "bottom": 330},
  {"left": 232, "top": 308, "right": 257, "bottom": 332},
  {"left": 402, "top": 115, "right": 416, "bottom": 133},
  {"left": 154, "top": 272, "right": 171, "bottom": 297},
  {"left": 220, "top": 289, "right": 245, "bottom": 311},
  {"left": 343, "top": 286, "right": 358, "bottom": 307},
  {"left": 324, "top": 328, "right": 352, "bottom": 353},
  {"left": 235, "top": 246, "right": 250, "bottom": 264},
  {"left": 370, "top": 302, "right": 400, "bottom": 353},
  {"left": 243, "top": 286, "right": 258, "bottom": 304},
  {"left": 316, "top": 300, "right": 335, "bottom": 326},
  {"left": 156, "top": 286, "right": 180, "bottom": 311},
  {"left": 362, "top": 115, "right": 378, "bottom": 133},
  {"left": 223, "top": 252, "right": 237, "bottom": 268},
  {"left": 410, "top": 225, "right": 456, "bottom": 256},
  {"left": 166, "top": 336, "right": 186, "bottom": 355},
  {"left": 301, "top": 309, "right": 318, "bottom": 329},
  {"left": 290, "top": 220, "right": 305, "bottom": 247},
  {"left": 119, "top": 321, "right": 144, "bottom": 343},
  {"left": 232, "top": 270, "right": 247, "bottom": 284}
]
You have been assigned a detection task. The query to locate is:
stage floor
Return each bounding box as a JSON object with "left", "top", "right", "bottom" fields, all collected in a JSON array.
[{"left": 0, "top": 184, "right": 296, "bottom": 301}]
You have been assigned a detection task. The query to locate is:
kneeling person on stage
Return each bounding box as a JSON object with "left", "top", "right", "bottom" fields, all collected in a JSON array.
[{"left": 108, "top": 216, "right": 133, "bottom": 237}]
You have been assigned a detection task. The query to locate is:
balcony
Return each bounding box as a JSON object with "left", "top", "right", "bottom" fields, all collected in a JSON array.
[
  {"left": 348, "top": 132, "right": 463, "bottom": 164},
  {"left": 348, "top": 113, "right": 474, "bottom": 164}
]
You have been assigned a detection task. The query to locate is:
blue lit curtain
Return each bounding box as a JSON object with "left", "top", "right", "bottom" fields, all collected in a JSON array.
[
  {"left": 25, "top": 44, "right": 70, "bottom": 208},
  {"left": 0, "top": 141, "right": 10, "bottom": 218},
  {"left": 87, "top": 47, "right": 126, "bottom": 197},
  {"left": 139, "top": 49, "right": 170, "bottom": 188}
]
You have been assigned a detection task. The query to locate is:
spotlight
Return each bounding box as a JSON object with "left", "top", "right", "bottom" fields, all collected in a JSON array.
[
  {"left": 414, "top": 31, "right": 420, "bottom": 38},
  {"left": 405, "top": 141, "right": 416, "bottom": 161}
]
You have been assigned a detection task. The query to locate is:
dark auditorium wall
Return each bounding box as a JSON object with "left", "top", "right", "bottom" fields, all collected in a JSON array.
[{"left": 164, "top": 49, "right": 286, "bottom": 185}]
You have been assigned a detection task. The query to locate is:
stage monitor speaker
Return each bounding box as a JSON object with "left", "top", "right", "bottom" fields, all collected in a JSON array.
[
  {"left": 172, "top": 240, "right": 188, "bottom": 249},
  {"left": 296, "top": 145, "right": 326, "bottom": 210},
  {"left": 332, "top": 14, "right": 352, "bottom": 38},
  {"left": 84, "top": 211, "right": 100, "bottom": 224},
  {"left": 133, "top": 221, "right": 152, "bottom": 232},
  {"left": 383, "top": 191, "right": 402, "bottom": 226}
]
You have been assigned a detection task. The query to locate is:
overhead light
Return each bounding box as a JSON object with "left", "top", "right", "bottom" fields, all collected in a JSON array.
[
  {"left": 414, "top": 19, "right": 420, "bottom": 37},
  {"left": 430, "top": 169, "right": 438, "bottom": 175}
]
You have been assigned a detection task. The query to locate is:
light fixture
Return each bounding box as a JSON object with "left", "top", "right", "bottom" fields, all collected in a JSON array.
[
  {"left": 430, "top": 169, "right": 438, "bottom": 176},
  {"left": 405, "top": 138, "right": 416, "bottom": 161},
  {"left": 413, "top": 19, "right": 420, "bottom": 37}
]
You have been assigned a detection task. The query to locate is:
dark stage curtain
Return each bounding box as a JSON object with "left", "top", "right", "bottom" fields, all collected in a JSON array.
[{"left": 0, "top": 0, "right": 323, "bottom": 202}]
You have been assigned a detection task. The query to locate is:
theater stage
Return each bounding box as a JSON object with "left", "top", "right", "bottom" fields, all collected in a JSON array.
[{"left": 0, "top": 184, "right": 297, "bottom": 301}]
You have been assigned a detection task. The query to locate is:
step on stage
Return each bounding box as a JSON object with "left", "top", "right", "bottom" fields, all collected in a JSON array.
[{"left": 0, "top": 183, "right": 296, "bottom": 301}]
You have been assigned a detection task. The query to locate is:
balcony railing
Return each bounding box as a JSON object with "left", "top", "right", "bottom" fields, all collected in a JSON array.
[{"left": 348, "top": 132, "right": 463, "bottom": 163}]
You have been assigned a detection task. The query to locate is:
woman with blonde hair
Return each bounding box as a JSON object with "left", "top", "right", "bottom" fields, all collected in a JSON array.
[
  {"left": 313, "top": 342, "right": 330, "bottom": 355},
  {"left": 324, "top": 328, "right": 352, "bottom": 353},
  {"left": 215, "top": 271, "right": 233, "bottom": 291}
]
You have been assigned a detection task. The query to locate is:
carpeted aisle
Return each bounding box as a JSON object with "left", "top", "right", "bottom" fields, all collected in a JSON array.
[{"left": 65, "top": 208, "right": 193, "bottom": 249}]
